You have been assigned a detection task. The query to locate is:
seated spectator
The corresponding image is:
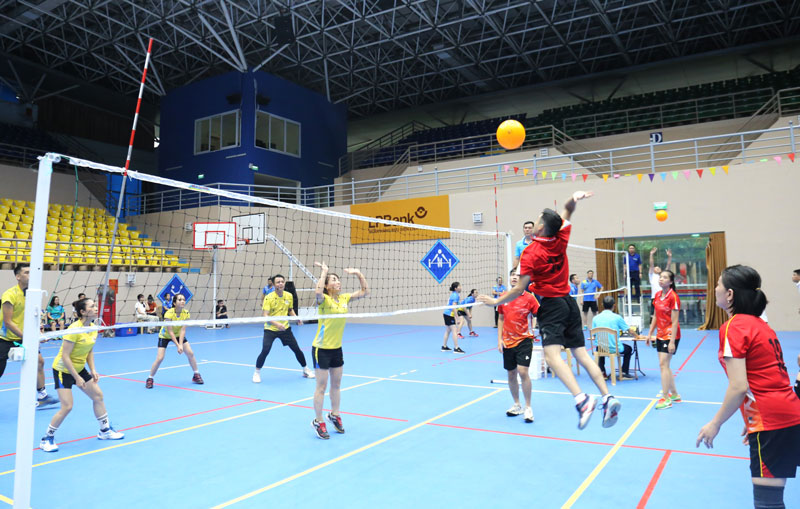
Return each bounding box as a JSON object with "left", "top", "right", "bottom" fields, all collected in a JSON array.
[
  {"left": 134, "top": 294, "right": 159, "bottom": 333},
  {"left": 146, "top": 295, "right": 158, "bottom": 317},
  {"left": 215, "top": 299, "right": 229, "bottom": 328},
  {"left": 46, "top": 296, "right": 65, "bottom": 332},
  {"left": 591, "top": 296, "right": 636, "bottom": 380}
]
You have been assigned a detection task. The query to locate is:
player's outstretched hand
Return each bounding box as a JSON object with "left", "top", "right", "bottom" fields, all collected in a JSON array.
[
  {"left": 315, "top": 261, "right": 328, "bottom": 272},
  {"left": 343, "top": 268, "right": 361, "bottom": 275},
  {"left": 477, "top": 294, "right": 497, "bottom": 307},
  {"left": 572, "top": 190, "right": 594, "bottom": 201}
]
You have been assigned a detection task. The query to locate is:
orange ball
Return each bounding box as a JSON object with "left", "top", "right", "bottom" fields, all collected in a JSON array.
[
  {"left": 496, "top": 120, "right": 526, "bottom": 150},
  {"left": 655, "top": 210, "right": 668, "bottom": 222}
]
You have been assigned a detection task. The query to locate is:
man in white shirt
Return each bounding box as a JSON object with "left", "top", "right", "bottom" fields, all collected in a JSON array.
[
  {"left": 793, "top": 269, "right": 800, "bottom": 314},
  {"left": 648, "top": 247, "right": 672, "bottom": 315},
  {"left": 134, "top": 293, "right": 158, "bottom": 333}
]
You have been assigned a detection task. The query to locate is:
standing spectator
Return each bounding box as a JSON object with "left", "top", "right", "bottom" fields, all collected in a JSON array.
[
  {"left": 569, "top": 274, "right": 580, "bottom": 297},
  {"left": 71, "top": 293, "right": 86, "bottom": 324},
  {"left": 216, "top": 299, "right": 229, "bottom": 328},
  {"left": 580, "top": 270, "right": 603, "bottom": 329},
  {"left": 623, "top": 245, "right": 642, "bottom": 300},
  {"left": 793, "top": 269, "right": 800, "bottom": 314},
  {"left": 648, "top": 247, "right": 672, "bottom": 315},
  {"left": 513, "top": 221, "right": 535, "bottom": 268},
  {"left": 492, "top": 277, "right": 507, "bottom": 328},
  {"left": 262, "top": 277, "right": 275, "bottom": 297},
  {"left": 161, "top": 293, "right": 172, "bottom": 318}
]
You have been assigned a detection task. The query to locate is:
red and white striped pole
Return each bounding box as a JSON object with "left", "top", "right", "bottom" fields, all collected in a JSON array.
[
  {"left": 99, "top": 38, "right": 154, "bottom": 325},
  {"left": 124, "top": 37, "right": 154, "bottom": 176}
]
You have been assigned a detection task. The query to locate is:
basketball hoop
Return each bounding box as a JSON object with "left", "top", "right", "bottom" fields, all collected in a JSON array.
[{"left": 236, "top": 238, "right": 249, "bottom": 251}]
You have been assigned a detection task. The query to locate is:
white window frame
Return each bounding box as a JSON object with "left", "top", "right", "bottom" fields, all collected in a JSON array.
[
  {"left": 254, "top": 110, "right": 301, "bottom": 158},
  {"left": 194, "top": 109, "right": 241, "bottom": 155}
]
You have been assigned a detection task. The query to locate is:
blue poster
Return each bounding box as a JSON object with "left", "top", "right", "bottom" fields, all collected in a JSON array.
[
  {"left": 158, "top": 275, "right": 193, "bottom": 306},
  {"left": 421, "top": 240, "right": 460, "bottom": 284}
]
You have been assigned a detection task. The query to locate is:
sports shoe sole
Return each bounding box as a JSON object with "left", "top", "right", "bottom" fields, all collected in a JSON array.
[
  {"left": 577, "top": 396, "right": 597, "bottom": 430},
  {"left": 506, "top": 409, "right": 522, "bottom": 417},
  {"left": 602, "top": 399, "right": 621, "bottom": 428}
]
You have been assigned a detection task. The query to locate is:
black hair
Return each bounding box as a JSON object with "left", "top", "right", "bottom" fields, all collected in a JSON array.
[
  {"left": 587, "top": 270, "right": 594, "bottom": 274},
  {"left": 72, "top": 297, "right": 92, "bottom": 318},
  {"left": 628, "top": 244, "right": 636, "bottom": 249},
  {"left": 509, "top": 269, "right": 516, "bottom": 276},
  {"left": 147, "top": 294, "right": 154, "bottom": 300},
  {"left": 569, "top": 273, "right": 577, "bottom": 281},
  {"left": 323, "top": 273, "right": 340, "bottom": 295},
  {"left": 49, "top": 295, "right": 59, "bottom": 306},
  {"left": 523, "top": 220, "right": 535, "bottom": 227},
  {"left": 469, "top": 289, "right": 477, "bottom": 296},
  {"left": 661, "top": 270, "right": 676, "bottom": 291},
  {"left": 78, "top": 293, "right": 86, "bottom": 299},
  {"left": 273, "top": 274, "right": 285, "bottom": 282},
  {"left": 217, "top": 299, "right": 223, "bottom": 304},
  {"left": 497, "top": 276, "right": 504, "bottom": 281},
  {"left": 449, "top": 282, "right": 460, "bottom": 292},
  {"left": 13, "top": 264, "right": 28, "bottom": 276},
  {"left": 137, "top": 294, "right": 144, "bottom": 300},
  {"left": 165, "top": 293, "right": 172, "bottom": 298},
  {"left": 602, "top": 296, "right": 615, "bottom": 310},
  {"left": 268, "top": 277, "right": 274, "bottom": 283},
  {"left": 720, "top": 265, "right": 768, "bottom": 317},
  {"left": 539, "top": 208, "right": 563, "bottom": 237},
  {"left": 794, "top": 269, "right": 800, "bottom": 276}
]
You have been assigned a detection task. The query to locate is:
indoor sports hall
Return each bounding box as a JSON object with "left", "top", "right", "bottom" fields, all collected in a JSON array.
[{"left": 1, "top": 2, "right": 799, "bottom": 508}]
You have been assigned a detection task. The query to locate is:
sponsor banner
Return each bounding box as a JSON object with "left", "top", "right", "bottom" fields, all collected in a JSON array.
[{"left": 350, "top": 195, "right": 450, "bottom": 244}]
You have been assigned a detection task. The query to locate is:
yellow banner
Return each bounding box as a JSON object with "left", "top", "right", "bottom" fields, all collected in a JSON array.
[{"left": 350, "top": 195, "right": 450, "bottom": 244}]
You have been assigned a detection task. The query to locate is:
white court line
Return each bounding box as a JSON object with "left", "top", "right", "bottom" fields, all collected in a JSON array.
[
  {"left": 0, "top": 362, "right": 210, "bottom": 393},
  {"left": 40, "top": 334, "right": 262, "bottom": 360}
]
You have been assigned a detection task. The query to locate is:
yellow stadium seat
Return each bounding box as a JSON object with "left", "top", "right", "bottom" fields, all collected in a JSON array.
[
  {"left": 7, "top": 214, "right": 20, "bottom": 223},
  {"left": 0, "top": 199, "right": 11, "bottom": 208},
  {"left": 44, "top": 242, "right": 57, "bottom": 251},
  {"left": 118, "top": 229, "right": 130, "bottom": 238},
  {"left": 97, "top": 245, "right": 109, "bottom": 254},
  {"left": 97, "top": 256, "right": 109, "bottom": 265},
  {"left": 4, "top": 221, "right": 17, "bottom": 231},
  {"left": 70, "top": 243, "right": 84, "bottom": 253},
  {"left": 45, "top": 233, "right": 58, "bottom": 242},
  {"left": 46, "top": 220, "right": 58, "bottom": 229},
  {"left": 60, "top": 219, "right": 71, "bottom": 228},
  {"left": 73, "top": 227, "right": 84, "bottom": 236},
  {"left": 16, "top": 231, "right": 30, "bottom": 240},
  {"left": 67, "top": 254, "right": 83, "bottom": 264},
  {"left": 58, "top": 234, "right": 71, "bottom": 243},
  {"left": 1, "top": 231, "right": 14, "bottom": 240},
  {"left": 132, "top": 247, "right": 144, "bottom": 255},
  {"left": 140, "top": 239, "right": 152, "bottom": 247},
  {"left": 43, "top": 253, "right": 56, "bottom": 264},
  {"left": 0, "top": 214, "right": 5, "bottom": 224},
  {"left": 85, "top": 236, "right": 97, "bottom": 245},
  {"left": 111, "top": 256, "right": 123, "bottom": 265},
  {"left": 84, "top": 244, "right": 97, "bottom": 253},
  {"left": 128, "top": 231, "right": 140, "bottom": 240},
  {"left": 10, "top": 206, "right": 23, "bottom": 215},
  {"left": 85, "top": 227, "right": 97, "bottom": 237},
  {"left": 0, "top": 240, "right": 10, "bottom": 249},
  {"left": 18, "top": 224, "right": 31, "bottom": 233},
  {"left": 0, "top": 207, "right": 8, "bottom": 216},
  {"left": 73, "top": 220, "right": 83, "bottom": 228},
  {"left": 20, "top": 215, "right": 33, "bottom": 224},
  {"left": 130, "top": 239, "right": 142, "bottom": 247}
]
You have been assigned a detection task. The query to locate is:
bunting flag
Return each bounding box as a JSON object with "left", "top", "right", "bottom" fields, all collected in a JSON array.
[
  {"left": 542, "top": 171, "right": 548, "bottom": 179},
  {"left": 513, "top": 166, "right": 519, "bottom": 174},
  {"left": 582, "top": 174, "right": 588, "bottom": 182},
  {"left": 671, "top": 171, "right": 678, "bottom": 180},
  {"left": 603, "top": 174, "right": 609, "bottom": 182},
  {"left": 696, "top": 169, "right": 703, "bottom": 178},
  {"left": 551, "top": 172, "right": 557, "bottom": 180},
  {"left": 710, "top": 167, "right": 716, "bottom": 175},
  {"left": 660, "top": 173, "right": 667, "bottom": 182},
  {"left": 625, "top": 173, "right": 631, "bottom": 177},
  {"left": 532, "top": 170, "right": 538, "bottom": 179},
  {"left": 503, "top": 164, "right": 509, "bottom": 172},
  {"left": 682, "top": 170, "right": 691, "bottom": 180},
  {"left": 523, "top": 168, "right": 529, "bottom": 176},
  {"left": 774, "top": 156, "right": 782, "bottom": 163},
  {"left": 648, "top": 173, "right": 655, "bottom": 182},
  {"left": 722, "top": 165, "right": 729, "bottom": 174},
  {"left": 571, "top": 173, "right": 577, "bottom": 182},
  {"left": 613, "top": 173, "right": 620, "bottom": 179},
  {"left": 637, "top": 174, "right": 643, "bottom": 182},
  {"left": 789, "top": 153, "right": 795, "bottom": 162},
  {"left": 561, "top": 173, "right": 567, "bottom": 181}
]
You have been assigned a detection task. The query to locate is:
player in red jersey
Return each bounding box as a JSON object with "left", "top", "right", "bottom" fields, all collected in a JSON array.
[
  {"left": 644, "top": 269, "right": 681, "bottom": 409},
  {"left": 479, "top": 191, "right": 621, "bottom": 430},
  {"left": 697, "top": 265, "right": 800, "bottom": 509},
  {"left": 497, "top": 269, "right": 540, "bottom": 423}
]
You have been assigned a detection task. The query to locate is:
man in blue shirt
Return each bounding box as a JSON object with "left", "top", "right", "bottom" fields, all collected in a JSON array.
[
  {"left": 262, "top": 277, "right": 275, "bottom": 297},
  {"left": 624, "top": 244, "right": 643, "bottom": 300},
  {"left": 569, "top": 274, "right": 579, "bottom": 296},
  {"left": 512, "top": 221, "right": 535, "bottom": 268},
  {"left": 591, "top": 296, "right": 635, "bottom": 380},
  {"left": 492, "top": 277, "right": 507, "bottom": 328},
  {"left": 580, "top": 270, "right": 603, "bottom": 328}
]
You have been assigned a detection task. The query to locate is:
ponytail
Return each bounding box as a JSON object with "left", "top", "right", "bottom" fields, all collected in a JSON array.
[
  {"left": 449, "top": 282, "right": 460, "bottom": 292},
  {"left": 720, "top": 265, "right": 768, "bottom": 316}
]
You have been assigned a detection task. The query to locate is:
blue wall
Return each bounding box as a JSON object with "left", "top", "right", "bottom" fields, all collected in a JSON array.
[{"left": 159, "top": 70, "right": 346, "bottom": 190}]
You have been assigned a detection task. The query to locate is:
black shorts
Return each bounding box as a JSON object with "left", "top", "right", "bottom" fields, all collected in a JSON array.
[
  {"left": 503, "top": 338, "right": 533, "bottom": 371},
  {"left": 655, "top": 338, "right": 680, "bottom": 354},
  {"left": 537, "top": 295, "right": 584, "bottom": 349},
  {"left": 749, "top": 423, "right": 800, "bottom": 478},
  {"left": 312, "top": 347, "right": 343, "bottom": 370},
  {"left": 457, "top": 310, "right": 468, "bottom": 317},
  {"left": 0, "top": 339, "right": 13, "bottom": 361},
  {"left": 264, "top": 328, "right": 298, "bottom": 346},
  {"left": 158, "top": 336, "right": 190, "bottom": 348},
  {"left": 443, "top": 314, "right": 456, "bottom": 326},
  {"left": 53, "top": 368, "right": 92, "bottom": 389},
  {"left": 581, "top": 301, "right": 598, "bottom": 313}
]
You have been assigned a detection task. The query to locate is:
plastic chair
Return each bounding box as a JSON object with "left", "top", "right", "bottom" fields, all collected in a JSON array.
[
  {"left": 591, "top": 327, "right": 622, "bottom": 386},
  {"left": 4, "top": 222, "right": 18, "bottom": 231}
]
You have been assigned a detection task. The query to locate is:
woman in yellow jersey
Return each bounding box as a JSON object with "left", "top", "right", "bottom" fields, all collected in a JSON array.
[
  {"left": 39, "top": 298, "right": 124, "bottom": 452},
  {"left": 310, "top": 261, "right": 368, "bottom": 439},
  {"left": 145, "top": 294, "right": 203, "bottom": 388}
]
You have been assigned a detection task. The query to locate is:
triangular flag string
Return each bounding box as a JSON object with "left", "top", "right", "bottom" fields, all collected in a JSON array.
[
  {"left": 682, "top": 170, "right": 691, "bottom": 180},
  {"left": 523, "top": 168, "right": 529, "bottom": 176},
  {"left": 723, "top": 166, "right": 729, "bottom": 174},
  {"left": 582, "top": 174, "right": 588, "bottom": 182},
  {"left": 660, "top": 173, "right": 667, "bottom": 182},
  {"left": 603, "top": 174, "right": 609, "bottom": 182},
  {"left": 671, "top": 171, "right": 678, "bottom": 180},
  {"left": 542, "top": 171, "right": 548, "bottom": 179},
  {"left": 696, "top": 169, "right": 703, "bottom": 178},
  {"left": 648, "top": 173, "right": 655, "bottom": 182},
  {"left": 637, "top": 174, "right": 643, "bottom": 182},
  {"left": 788, "top": 153, "right": 795, "bottom": 163}
]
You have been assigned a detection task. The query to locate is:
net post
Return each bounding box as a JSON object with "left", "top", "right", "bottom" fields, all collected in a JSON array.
[
  {"left": 14, "top": 155, "right": 55, "bottom": 509},
  {"left": 505, "top": 232, "right": 513, "bottom": 276},
  {"left": 212, "top": 246, "right": 217, "bottom": 323}
]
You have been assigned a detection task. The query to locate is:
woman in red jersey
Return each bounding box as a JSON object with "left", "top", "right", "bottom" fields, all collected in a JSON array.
[
  {"left": 697, "top": 265, "right": 800, "bottom": 509},
  {"left": 644, "top": 269, "right": 681, "bottom": 410}
]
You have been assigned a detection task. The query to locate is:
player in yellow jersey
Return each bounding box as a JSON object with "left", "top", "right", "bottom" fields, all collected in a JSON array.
[
  {"left": 145, "top": 293, "right": 203, "bottom": 388},
  {"left": 252, "top": 274, "right": 314, "bottom": 383},
  {"left": 310, "top": 261, "right": 368, "bottom": 439},
  {"left": 0, "top": 264, "right": 58, "bottom": 407},
  {"left": 39, "top": 298, "right": 124, "bottom": 452}
]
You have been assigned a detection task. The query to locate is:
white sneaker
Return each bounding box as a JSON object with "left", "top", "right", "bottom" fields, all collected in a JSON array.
[
  {"left": 252, "top": 371, "right": 261, "bottom": 383},
  {"left": 524, "top": 407, "right": 534, "bottom": 423},
  {"left": 302, "top": 367, "right": 315, "bottom": 379},
  {"left": 97, "top": 427, "right": 124, "bottom": 440},
  {"left": 39, "top": 436, "right": 58, "bottom": 452},
  {"left": 506, "top": 404, "right": 522, "bottom": 416}
]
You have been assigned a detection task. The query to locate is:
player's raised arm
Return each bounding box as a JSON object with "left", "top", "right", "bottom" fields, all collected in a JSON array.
[{"left": 562, "top": 191, "right": 594, "bottom": 222}]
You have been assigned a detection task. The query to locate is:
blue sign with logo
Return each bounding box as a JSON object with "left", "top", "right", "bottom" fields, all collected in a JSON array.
[
  {"left": 421, "top": 240, "right": 460, "bottom": 284},
  {"left": 158, "top": 275, "right": 193, "bottom": 307}
]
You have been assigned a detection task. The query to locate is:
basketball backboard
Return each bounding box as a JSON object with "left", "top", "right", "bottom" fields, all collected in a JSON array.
[{"left": 193, "top": 222, "right": 237, "bottom": 249}]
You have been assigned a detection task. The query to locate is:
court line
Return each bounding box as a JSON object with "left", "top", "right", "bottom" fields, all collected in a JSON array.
[
  {"left": 40, "top": 334, "right": 262, "bottom": 360},
  {"left": 102, "top": 375, "right": 259, "bottom": 401},
  {"left": 343, "top": 329, "right": 416, "bottom": 344},
  {"left": 562, "top": 398, "right": 658, "bottom": 508},
  {"left": 638, "top": 450, "right": 672, "bottom": 508},
  {"left": 0, "top": 378, "right": 384, "bottom": 477},
  {"left": 0, "top": 493, "right": 11, "bottom": 506},
  {"left": 674, "top": 334, "right": 707, "bottom": 375},
  {"left": 210, "top": 388, "right": 504, "bottom": 508}
]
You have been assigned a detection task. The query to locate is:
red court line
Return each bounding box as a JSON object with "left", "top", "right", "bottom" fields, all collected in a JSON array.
[
  {"left": 103, "top": 375, "right": 259, "bottom": 401},
  {"left": 0, "top": 400, "right": 258, "bottom": 459},
  {"left": 638, "top": 450, "right": 672, "bottom": 508},
  {"left": 347, "top": 352, "right": 443, "bottom": 360},
  {"left": 426, "top": 422, "right": 747, "bottom": 460},
  {"left": 253, "top": 400, "right": 409, "bottom": 422},
  {"left": 675, "top": 334, "right": 707, "bottom": 375}
]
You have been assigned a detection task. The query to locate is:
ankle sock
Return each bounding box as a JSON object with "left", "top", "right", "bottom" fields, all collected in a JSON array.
[
  {"left": 574, "top": 393, "right": 587, "bottom": 405},
  {"left": 97, "top": 413, "right": 109, "bottom": 430},
  {"left": 45, "top": 425, "right": 57, "bottom": 438}
]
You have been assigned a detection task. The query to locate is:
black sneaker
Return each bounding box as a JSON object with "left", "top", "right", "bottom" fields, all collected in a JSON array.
[
  {"left": 312, "top": 419, "right": 330, "bottom": 439},
  {"left": 441, "top": 345, "right": 452, "bottom": 351},
  {"left": 327, "top": 412, "right": 345, "bottom": 433},
  {"left": 454, "top": 347, "right": 465, "bottom": 354}
]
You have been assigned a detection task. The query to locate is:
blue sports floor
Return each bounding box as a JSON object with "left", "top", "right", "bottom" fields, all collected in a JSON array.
[{"left": 1, "top": 324, "right": 799, "bottom": 508}]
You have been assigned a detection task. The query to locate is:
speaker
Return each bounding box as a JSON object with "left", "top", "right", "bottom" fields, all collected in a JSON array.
[
  {"left": 273, "top": 15, "right": 294, "bottom": 44},
  {"left": 226, "top": 93, "right": 241, "bottom": 104},
  {"left": 256, "top": 94, "right": 271, "bottom": 107}
]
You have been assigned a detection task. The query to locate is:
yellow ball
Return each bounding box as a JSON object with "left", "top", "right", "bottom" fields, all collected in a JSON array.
[
  {"left": 496, "top": 120, "right": 526, "bottom": 150},
  {"left": 655, "top": 210, "right": 668, "bottom": 222}
]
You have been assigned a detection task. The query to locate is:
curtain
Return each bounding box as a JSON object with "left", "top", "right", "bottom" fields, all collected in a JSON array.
[
  {"left": 698, "top": 232, "right": 727, "bottom": 330},
  {"left": 595, "top": 238, "right": 619, "bottom": 307}
]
